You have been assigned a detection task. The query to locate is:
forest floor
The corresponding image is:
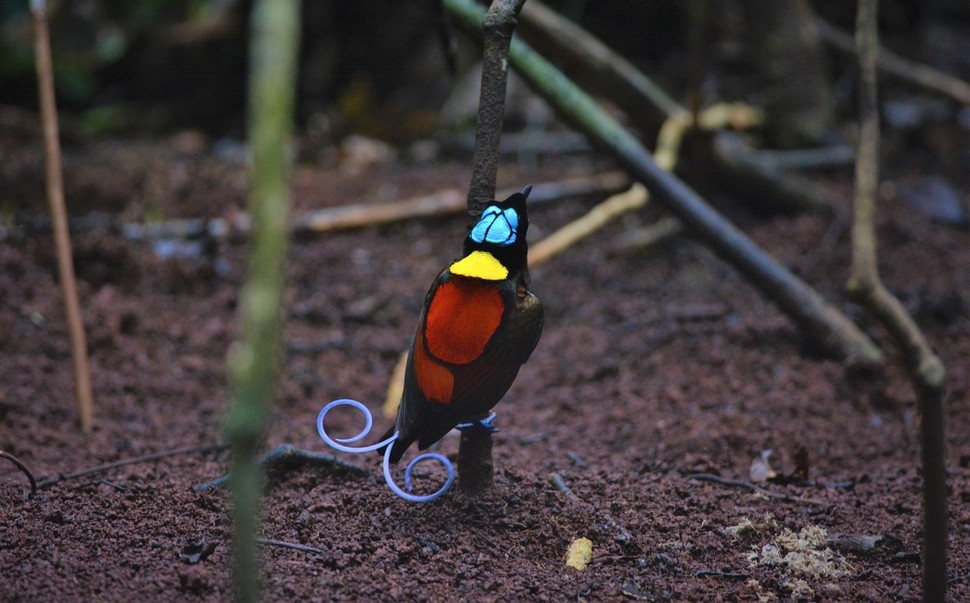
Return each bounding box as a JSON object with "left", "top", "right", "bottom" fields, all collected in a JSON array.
[{"left": 1, "top": 114, "right": 969, "bottom": 601}]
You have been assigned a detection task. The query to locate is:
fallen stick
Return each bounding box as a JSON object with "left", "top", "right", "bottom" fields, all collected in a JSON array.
[
  {"left": 292, "top": 171, "right": 629, "bottom": 234},
  {"left": 192, "top": 444, "right": 371, "bottom": 492},
  {"left": 709, "top": 132, "right": 841, "bottom": 215},
  {"left": 35, "top": 444, "right": 227, "bottom": 490},
  {"left": 530, "top": 184, "right": 648, "bottom": 267},
  {"left": 64, "top": 172, "right": 626, "bottom": 245},
  {"left": 256, "top": 538, "right": 325, "bottom": 555}
]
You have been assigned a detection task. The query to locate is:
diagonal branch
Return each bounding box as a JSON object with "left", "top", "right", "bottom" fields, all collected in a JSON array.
[
  {"left": 815, "top": 16, "right": 970, "bottom": 106},
  {"left": 517, "top": 0, "right": 683, "bottom": 129},
  {"left": 445, "top": 0, "right": 881, "bottom": 364}
]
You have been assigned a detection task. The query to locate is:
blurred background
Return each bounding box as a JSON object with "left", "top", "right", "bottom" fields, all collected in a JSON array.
[{"left": 1, "top": 0, "right": 969, "bottom": 222}]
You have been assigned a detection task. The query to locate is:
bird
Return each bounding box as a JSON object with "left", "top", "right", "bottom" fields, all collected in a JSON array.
[{"left": 378, "top": 185, "right": 544, "bottom": 463}]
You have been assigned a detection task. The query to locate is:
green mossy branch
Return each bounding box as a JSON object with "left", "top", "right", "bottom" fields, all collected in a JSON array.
[{"left": 223, "top": 0, "right": 300, "bottom": 601}]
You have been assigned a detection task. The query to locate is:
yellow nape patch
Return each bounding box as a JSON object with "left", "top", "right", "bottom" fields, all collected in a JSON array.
[{"left": 449, "top": 251, "right": 508, "bottom": 280}]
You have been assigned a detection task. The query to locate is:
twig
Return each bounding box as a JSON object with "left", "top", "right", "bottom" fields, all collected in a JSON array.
[
  {"left": 193, "top": 444, "right": 370, "bottom": 492},
  {"left": 694, "top": 569, "right": 749, "bottom": 580},
  {"left": 816, "top": 16, "right": 970, "bottom": 106},
  {"left": 223, "top": 1, "right": 300, "bottom": 600},
  {"left": 256, "top": 538, "right": 325, "bottom": 555},
  {"left": 457, "top": 424, "right": 495, "bottom": 496},
  {"left": 31, "top": 0, "right": 95, "bottom": 431},
  {"left": 35, "top": 444, "right": 227, "bottom": 490},
  {"left": 445, "top": 0, "right": 883, "bottom": 364},
  {"left": 0, "top": 450, "right": 38, "bottom": 496},
  {"left": 740, "top": 144, "right": 856, "bottom": 171},
  {"left": 467, "top": 0, "right": 528, "bottom": 215},
  {"left": 845, "top": 4, "right": 947, "bottom": 601},
  {"left": 549, "top": 471, "right": 574, "bottom": 498},
  {"left": 685, "top": 473, "right": 832, "bottom": 507}
]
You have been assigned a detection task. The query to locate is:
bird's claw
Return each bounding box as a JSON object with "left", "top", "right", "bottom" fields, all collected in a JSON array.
[{"left": 456, "top": 412, "right": 500, "bottom": 433}]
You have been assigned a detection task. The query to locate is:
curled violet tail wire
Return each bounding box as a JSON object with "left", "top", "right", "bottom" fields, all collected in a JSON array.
[{"left": 316, "top": 399, "right": 454, "bottom": 503}]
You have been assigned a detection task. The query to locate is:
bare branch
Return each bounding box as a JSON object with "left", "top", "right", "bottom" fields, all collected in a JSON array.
[
  {"left": 845, "top": 3, "right": 947, "bottom": 600},
  {"left": 293, "top": 172, "right": 628, "bottom": 234},
  {"left": 467, "top": 0, "right": 528, "bottom": 216}
]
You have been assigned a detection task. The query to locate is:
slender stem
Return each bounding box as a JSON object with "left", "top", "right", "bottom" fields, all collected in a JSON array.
[
  {"left": 467, "top": 0, "right": 527, "bottom": 216},
  {"left": 223, "top": 0, "right": 300, "bottom": 600},
  {"left": 847, "top": 0, "right": 880, "bottom": 296},
  {"left": 32, "top": 1, "right": 95, "bottom": 431},
  {"left": 847, "top": 3, "right": 947, "bottom": 600},
  {"left": 457, "top": 0, "right": 527, "bottom": 495}
]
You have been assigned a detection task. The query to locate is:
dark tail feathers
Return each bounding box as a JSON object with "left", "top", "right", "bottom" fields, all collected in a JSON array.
[{"left": 375, "top": 425, "right": 414, "bottom": 464}]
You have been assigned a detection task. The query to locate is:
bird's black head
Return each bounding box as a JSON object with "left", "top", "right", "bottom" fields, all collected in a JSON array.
[{"left": 462, "top": 185, "right": 532, "bottom": 272}]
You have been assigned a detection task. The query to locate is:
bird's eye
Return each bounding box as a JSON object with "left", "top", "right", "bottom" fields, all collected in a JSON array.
[{"left": 470, "top": 206, "right": 518, "bottom": 246}]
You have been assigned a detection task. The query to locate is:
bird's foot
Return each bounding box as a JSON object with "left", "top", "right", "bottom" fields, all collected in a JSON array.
[{"left": 456, "top": 412, "right": 500, "bottom": 433}]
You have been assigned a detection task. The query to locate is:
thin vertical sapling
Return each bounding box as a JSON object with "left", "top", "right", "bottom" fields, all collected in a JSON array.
[
  {"left": 31, "top": 0, "right": 95, "bottom": 431},
  {"left": 222, "top": 0, "right": 300, "bottom": 600},
  {"left": 846, "top": 2, "right": 948, "bottom": 601}
]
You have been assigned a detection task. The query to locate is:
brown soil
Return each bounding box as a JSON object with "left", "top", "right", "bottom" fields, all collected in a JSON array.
[{"left": 1, "top": 125, "right": 968, "bottom": 602}]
